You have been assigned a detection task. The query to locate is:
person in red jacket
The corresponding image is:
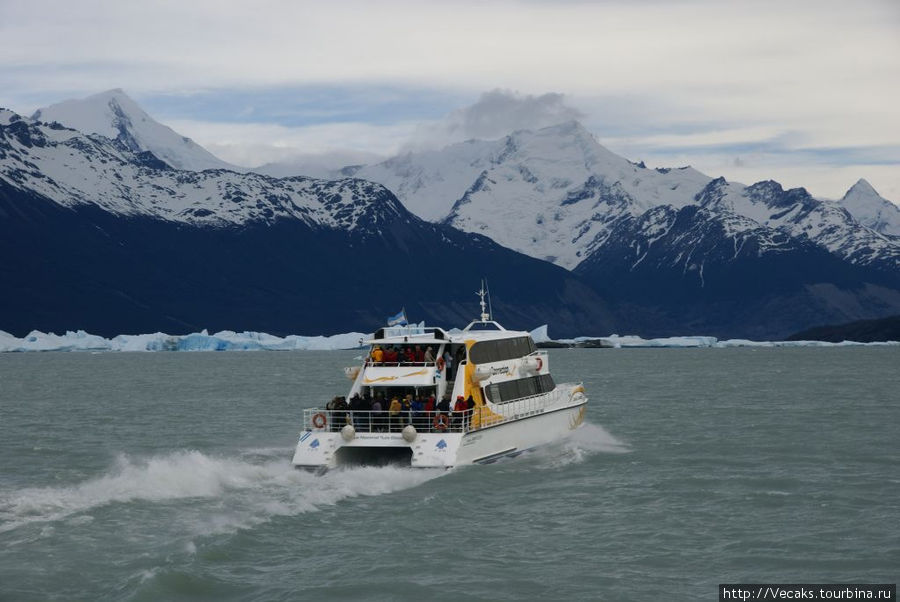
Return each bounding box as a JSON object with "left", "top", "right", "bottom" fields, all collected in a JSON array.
[
  {"left": 384, "top": 346, "right": 398, "bottom": 364},
  {"left": 453, "top": 395, "right": 467, "bottom": 430}
]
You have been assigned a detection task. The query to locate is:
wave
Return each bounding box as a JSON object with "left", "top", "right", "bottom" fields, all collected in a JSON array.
[
  {"left": 0, "top": 449, "right": 444, "bottom": 535},
  {"left": 528, "top": 421, "right": 630, "bottom": 469}
]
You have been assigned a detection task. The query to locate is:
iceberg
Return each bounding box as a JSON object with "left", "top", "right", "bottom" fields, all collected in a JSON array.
[
  {"left": 0, "top": 329, "right": 369, "bottom": 353},
  {"left": 0, "top": 325, "right": 896, "bottom": 353},
  {"left": 527, "top": 326, "right": 899, "bottom": 349}
]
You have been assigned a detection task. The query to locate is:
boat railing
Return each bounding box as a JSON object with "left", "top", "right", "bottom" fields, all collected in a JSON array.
[
  {"left": 363, "top": 360, "right": 438, "bottom": 368},
  {"left": 302, "top": 408, "right": 470, "bottom": 434},
  {"left": 302, "top": 383, "right": 584, "bottom": 435}
]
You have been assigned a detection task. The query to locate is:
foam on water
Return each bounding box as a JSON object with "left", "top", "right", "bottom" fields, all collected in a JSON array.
[
  {"left": 528, "top": 421, "right": 630, "bottom": 469},
  {"left": 0, "top": 449, "right": 445, "bottom": 536}
]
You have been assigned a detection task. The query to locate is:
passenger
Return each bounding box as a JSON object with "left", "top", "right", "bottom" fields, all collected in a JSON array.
[
  {"left": 349, "top": 393, "right": 366, "bottom": 429},
  {"left": 453, "top": 395, "right": 467, "bottom": 431},
  {"left": 410, "top": 395, "right": 425, "bottom": 429},
  {"left": 423, "top": 346, "right": 435, "bottom": 363},
  {"left": 437, "top": 394, "right": 451, "bottom": 414},
  {"left": 334, "top": 396, "right": 350, "bottom": 430},
  {"left": 371, "top": 346, "right": 383, "bottom": 364},
  {"left": 414, "top": 345, "right": 425, "bottom": 363},
  {"left": 424, "top": 394, "right": 436, "bottom": 432},
  {"left": 404, "top": 347, "right": 416, "bottom": 364},
  {"left": 402, "top": 393, "right": 413, "bottom": 420},
  {"left": 325, "top": 396, "right": 338, "bottom": 431},
  {"left": 465, "top": 395, "right": 476, "bottom": 430},
  {"left": 372, "top": 392, "right": 385, "bottom": 431},
  {"left": 384, "top": 346, "right": 398, "bottom": 364},
  {"left": 388, "top": 396, "right": 402, "bottom": 431},
  {"left": 443, "top": 349, "right": 454, "bottom": 379}
]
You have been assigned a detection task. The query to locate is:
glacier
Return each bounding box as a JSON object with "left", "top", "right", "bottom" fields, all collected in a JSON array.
[
  {"left": 0, "top": 326, "right": 896, "bottom": 353},
  {"left": 0, "top": 329, "right": 369, "bottom": 353}
]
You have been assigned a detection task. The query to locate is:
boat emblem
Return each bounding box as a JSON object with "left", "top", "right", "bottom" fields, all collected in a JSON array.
[
  {"left": 436, "top": 439, "right": 447, "bottom": 450},
  {"left": 310, "top": 439, "right": 320, "bottom": 449}
]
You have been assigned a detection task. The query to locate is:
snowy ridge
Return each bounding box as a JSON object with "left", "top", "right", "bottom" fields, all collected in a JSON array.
[
  {"left": 836, "top": 178, "right": 900, "bottom": 237},
  {"left": 0, "top": 113, "right": 407, "bottom": 230},
  {"left": 352, "top": 121, "right": 899, "bottom": 272},
  {"left": 698, "top": 178, "right": 900, "bottom": 268},
  {"left": 32, "top": 89, "right": 236, "bottom": 172},
  {"left": 2, "top": 326, "right": 895, "bottom": 353},
  {"left": 0, "top": 108, "right": 18, "bottom": 126},
  {"left": 357, "top": 121, "right": 711, "bottom": 269}
]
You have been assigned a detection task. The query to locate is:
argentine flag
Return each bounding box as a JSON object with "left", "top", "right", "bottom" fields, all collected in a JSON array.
[{"left": 387, "top": 308, "right": 408, "bottom": 326}]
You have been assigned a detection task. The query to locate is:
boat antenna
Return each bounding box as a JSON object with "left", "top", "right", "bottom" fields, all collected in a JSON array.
[
  {"left": 486, "top": 279, "right": 493, "bottom": 320},
  {"left": 477, "top": 279, "right": 491, "bottom": 322}
]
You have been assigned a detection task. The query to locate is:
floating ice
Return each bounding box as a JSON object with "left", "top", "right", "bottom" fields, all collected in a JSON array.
[
  {"left": 0, "top": 326, "right": 896, "bottom": 353},
  {"left": 0, "top": 329, "right": 368, "bottom": 353}
]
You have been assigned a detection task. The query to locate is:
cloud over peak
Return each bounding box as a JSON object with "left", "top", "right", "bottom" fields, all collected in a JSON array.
[{"left": 407, "top": 89, "right": 585, "bottom": 150}]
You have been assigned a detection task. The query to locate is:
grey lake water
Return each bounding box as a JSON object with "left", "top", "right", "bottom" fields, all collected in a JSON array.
[{"left": 0, "top": 348, "right": 897, "bottom": 601}]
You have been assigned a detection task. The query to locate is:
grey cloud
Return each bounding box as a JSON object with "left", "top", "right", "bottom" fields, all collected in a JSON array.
[{"left": 407, "top": 89, "right": 585, "bottom": 150}]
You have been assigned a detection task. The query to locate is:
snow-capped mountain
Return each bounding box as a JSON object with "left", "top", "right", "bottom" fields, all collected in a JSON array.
[
  {"left": 1, "top": 111, "right": 403, "bottom": 230},
  {"left": 31, "top": 89, "right": 236, "bottom": 172},
  {"left": 836, "top": 178, "right": 900, "bottom": 237},
  {"left": 695, "top": 178, "right": 900, "bottom": 270},
  {"left": 352, "top": 121, "right": 900, "bottom": 276},
  {"left": 0, "top": 109, "right": 617, "bottom": 337},
  {"left": 344, "top": 119, "right": 900, "bottom": 337},
  {"left": 355, "top": 121, "right": 711, "bottom": 264},
  {"left": 4, "top": 89, "right": 900, "bottom": 339}
]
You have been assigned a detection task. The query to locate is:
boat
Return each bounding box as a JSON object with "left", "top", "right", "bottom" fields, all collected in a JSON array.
[{"left": 291, "top": 285, "right": 588, "bottom": 470}]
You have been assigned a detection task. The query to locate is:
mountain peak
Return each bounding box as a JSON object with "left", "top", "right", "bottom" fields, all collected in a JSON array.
[
  {"left": 30, "top": 90, "right": 235, "bottom": 172},
  {"left": 844, "top": 178, "right": 879, "bottom": 199},
  {"left": 838, "top": 178, "right": 900, "bottom": 236}
]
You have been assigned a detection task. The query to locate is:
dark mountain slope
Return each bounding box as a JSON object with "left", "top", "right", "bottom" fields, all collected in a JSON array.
[{"left": 0, "top": 181, "right": 617, "bottom": 337}]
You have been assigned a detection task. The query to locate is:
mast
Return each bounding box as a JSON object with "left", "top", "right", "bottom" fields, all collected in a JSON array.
[{"left": 477, "top": 279, "right": 491, "bottom": 322}]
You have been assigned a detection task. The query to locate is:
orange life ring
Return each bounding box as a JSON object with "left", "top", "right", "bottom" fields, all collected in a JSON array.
[
  {"left": 536, "top": 357, "right": 543, "bottom": 371},
  {"left": 312, "top": 412, "right": 327, "bottom": 429},
  {"left": 436, "top": 357, "right": 446, "bottom": 371},
  {"left": 433, "top": 413, "right": 449, "bottom": 431}
]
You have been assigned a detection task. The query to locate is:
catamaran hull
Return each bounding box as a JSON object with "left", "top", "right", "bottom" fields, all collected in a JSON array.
[{"left": 291, "top": 399, "right": 587, "bottom": 470}]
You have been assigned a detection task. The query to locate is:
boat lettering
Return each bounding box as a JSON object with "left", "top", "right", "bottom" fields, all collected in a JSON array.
[
  {"left": 490, "top": 366, "right": 510, "bottom": 376},
  {"left": 356, "top": 433, "right": 402, "bottom": 441}
]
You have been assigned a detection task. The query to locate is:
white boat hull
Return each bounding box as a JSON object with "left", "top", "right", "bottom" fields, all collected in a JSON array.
[{"left": 291, "top": 393, "right": 587, "bottom": 470}]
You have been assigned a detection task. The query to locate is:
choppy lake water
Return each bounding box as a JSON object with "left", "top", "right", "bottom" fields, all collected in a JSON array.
[{"left": 1, "top": 348, "right": 897, "bottom": 601}]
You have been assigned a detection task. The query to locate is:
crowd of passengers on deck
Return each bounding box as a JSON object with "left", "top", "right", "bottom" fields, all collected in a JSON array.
[
  {"left": 322, "top": 392, "right": 477, "bottom": 433},
  {"left": 368, "top": 344, "right": 436, "bottom": 365},
  {"left": 369, "top": 345, "right": 464, "bottom": 378}
]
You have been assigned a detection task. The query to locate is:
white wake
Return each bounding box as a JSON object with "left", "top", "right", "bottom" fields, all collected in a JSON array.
[{"left": 0, "top": 449, "right": 444, "bottom": 535}]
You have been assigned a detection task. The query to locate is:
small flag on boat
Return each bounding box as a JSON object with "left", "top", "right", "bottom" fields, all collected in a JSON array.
[{"left": 387, "top": 308, "right": 408, "bottom": 326}]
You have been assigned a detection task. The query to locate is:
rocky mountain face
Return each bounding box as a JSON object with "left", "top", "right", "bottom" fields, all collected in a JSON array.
[{"left": 0, "top": 111, "right": 618, "bottom": 337}]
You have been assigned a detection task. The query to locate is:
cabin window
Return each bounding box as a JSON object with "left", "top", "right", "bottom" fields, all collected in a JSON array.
[
  {"left": 469, "top": 337, "right": 537, "bottom": 364},
  {"left": 485, "top": 373, "right": 556, "bottom": 404}
]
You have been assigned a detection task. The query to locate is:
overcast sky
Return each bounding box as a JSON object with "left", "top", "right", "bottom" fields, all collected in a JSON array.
[{"left": 1, "top": 0, "right": 898, "bottom": 201}]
